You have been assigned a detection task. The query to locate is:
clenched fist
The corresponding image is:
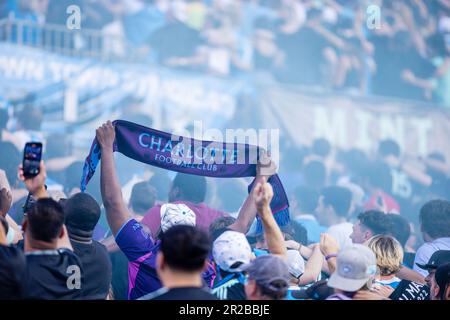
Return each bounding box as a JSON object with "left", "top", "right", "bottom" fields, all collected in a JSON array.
[{"left": 96, "top": 121, "right": 116, "bottom": 151}]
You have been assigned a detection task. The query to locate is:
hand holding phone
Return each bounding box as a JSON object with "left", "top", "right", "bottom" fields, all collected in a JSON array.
[
  {"left": 22, "top": 142, "right": 42, "bottom": 178},
  {"left": 19, "top": 143, "right": 47, "bottom": 199}
]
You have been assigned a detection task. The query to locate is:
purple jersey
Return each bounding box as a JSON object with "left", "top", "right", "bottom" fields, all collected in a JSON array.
[
  {"left": 115, "top": 219, "right": 217, "bottom": 300},
  {"left": 115, "top": 219, "right": 161, "bottom": 300}
]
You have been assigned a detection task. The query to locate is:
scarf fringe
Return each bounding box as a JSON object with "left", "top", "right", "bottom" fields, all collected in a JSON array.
[{"left": 255, "top": 207, "right": 291, "bottom": 234}]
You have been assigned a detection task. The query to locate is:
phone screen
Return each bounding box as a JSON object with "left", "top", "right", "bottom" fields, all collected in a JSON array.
[{"left": 23, "top": 142, "right": 42, "bottom": 178}]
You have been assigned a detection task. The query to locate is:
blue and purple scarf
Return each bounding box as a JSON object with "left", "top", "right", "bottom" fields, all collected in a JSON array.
[{"left": 80, "top": 120, "right": 289, "bottom": 229}]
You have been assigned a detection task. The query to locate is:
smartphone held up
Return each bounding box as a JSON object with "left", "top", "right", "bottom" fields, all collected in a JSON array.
[{"left": 23, "top": 142, "right": 43, "bottom": 179}]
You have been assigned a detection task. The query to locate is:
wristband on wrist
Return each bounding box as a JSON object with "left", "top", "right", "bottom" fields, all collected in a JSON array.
[{"left": 325, "top": 254, "right": 338, "bottom": 260}]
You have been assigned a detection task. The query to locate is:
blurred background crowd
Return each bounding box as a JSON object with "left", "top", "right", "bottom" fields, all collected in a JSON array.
[
  {"left": 0, "top": 0, "right": 449, "bottom": 243},
  {"left": 0, "top": 0, "right": 450, "bottom": 301},
  {"left": 1, "top": 0, "right": 450, "bottom": 104}
]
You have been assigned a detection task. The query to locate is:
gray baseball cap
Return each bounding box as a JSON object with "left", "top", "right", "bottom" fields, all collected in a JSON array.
[
  {"left": 243, "top": 255, "right": 290, "bottom": 293},
  {"left": 327, "top": 244, "right": 377, "bottom": 292}
]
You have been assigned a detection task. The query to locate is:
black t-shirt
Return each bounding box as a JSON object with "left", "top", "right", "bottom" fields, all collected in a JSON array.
[
  {"left": 110, "top": 250, "right": 129, "bottom": 300},
  {"left": 389, "top": 280, "right": 430, "bottom": 301},
  {"left": 24, "top": 248, "right": 84, "bottom": 300},
  {"left": 141, "top": 287, "right": 217, "bottom": 300},
  {"left": 0, "top": 245, "right": 26, "bottom": 299},
  {"left": 212, "top": 272, "right": 247, "bottom": 300},
  {"left": 71, "top": 239, "right": 112, "bottom": 300}
]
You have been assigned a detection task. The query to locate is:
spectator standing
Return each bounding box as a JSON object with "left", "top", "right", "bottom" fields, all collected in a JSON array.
[
  {"left": 243, "top": 255, "right": 290, "bottom": 300},
  {"left": 326, "top": 244, "right": 380, "bottom": 300},
  {"left": 0, "top": 215, "right": 26, "bottom": 299},
  {"left": 139, "top": 225, "right": 216, "bottom": 300},
  {"left": 63, "top": 192, "right": 112, "bottom": 300},
  {"left": 387, "top": 213, "right": 416, "bottom": 268},
  {"left": 415, "top": 250, "right": 450, "bottom": 291},
  {"left": 413, "top": 200, "right": 450, "bottom": 276},
  {"left": 367, "top": 235, "right": 429, "bottom": 300},
  {"left": 432, "top": 263, "right": 450, "bottom": 300},
  {"left": 350, "top": 210, "right": 392, "bottom": 244},
  {"left": 292, "top": 186, "right": 325, "bottom": 244},
  {"left": 316, "top": 186, "right": 353, "bottom": 250},
  {"left": 212, "top": 230, "right": 252, "bottom": 300}
]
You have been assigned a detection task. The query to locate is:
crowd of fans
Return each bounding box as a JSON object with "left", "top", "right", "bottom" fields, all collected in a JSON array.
[
  {"left": 1, "top": 0, "right": 450, "bottom": 106},
  {"left": 0, "top": 112, "right": 450, "bottom": 300},
  {"left": 1, "top": 0, "right": 450, "bottom": 304}
]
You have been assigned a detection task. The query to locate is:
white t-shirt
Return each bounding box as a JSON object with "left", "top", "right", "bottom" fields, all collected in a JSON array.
[
  {"left": 326, "top": 222, "right": 353, "bottom": 251},
  {"left": 413, "top": 237, "right": 450, "bottom": 276}
]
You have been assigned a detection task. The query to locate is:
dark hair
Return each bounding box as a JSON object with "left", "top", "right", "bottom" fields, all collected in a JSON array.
[
  {"left": 358, "top": 210, "right": 392, "bottom": 236},
  {"left": 378, "top": 139, "right": 400, "bottom": 158},
  {"left": 259, "top": 279, "right": 289, "bottom": 300},
  {"left": 27, "top": 198, "right": 65, "bottom": 242},
  {"left": 321, "top": 186, "right": 352, "bottom": 217},
  {"left": 255, "top": 224, "right": 297, "bottom": 244},
  {"left": 386, "top": 214, "right": 411, "bottom": 247},
  {"left": 435, "top": 263, "right": 450, "bottom": 300},
  {"left": 64, "top": 193, "right": 101, "bottom": 234},
  {"left": 291, "top": 221, "right": 308, "bottom": 245},
  {"left": 419, "top": 200, "right": 450, "bottom": 239},
  {"left": 312, "top": 139, "right": 331, "bottom": 157},
  {"left": 280, "top": 224, "right": 295, "bottom": 240},
  {"left": 0, "top": 141, "right": 21, "bottom": 185},
  {"left": 303, "top": 161, "right": 326, "bottom": 190},
  {"left": 171, "top": 173, "right": 206, "bottom": 203},
  {"left": 160, "top": 225, "right": 211, "bottom": 272},
  {"left": 130, "top": 182, "right": 156, "bottom": 215},
  {"left": 17, "top": 106, "right": 42, "bottom": 131},
  {"left": 209, "top": 216, "right": 236, "bottom": 241},
  {"left": 294, "top": 186, "right": 319, "bottom": 213}
]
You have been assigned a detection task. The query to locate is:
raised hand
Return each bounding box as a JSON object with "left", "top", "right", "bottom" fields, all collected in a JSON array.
[
  {"left": 18, "top": 161, "right": 47, "bottom": 198},
  {"left": 257, "top": 150, "right": 277, "bottom": 178},
  {"left": 320, "top": 233, "right": 340, "bottom": 257},
  {"left": 253, "top": 181, "right": 274, "bottom": 213},
  {"left": 96, "top": 121, "right": 116, "bottom": 151}
]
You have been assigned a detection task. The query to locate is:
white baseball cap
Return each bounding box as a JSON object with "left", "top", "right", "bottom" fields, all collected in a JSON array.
[
  {"left": 160, "top": 203, "right": 196, "bottom": 233},
  {"left": 213, "top": 231, "right": 252, "bottom": 273}
]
